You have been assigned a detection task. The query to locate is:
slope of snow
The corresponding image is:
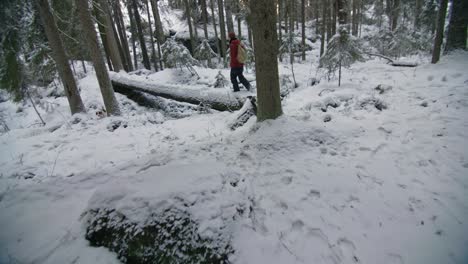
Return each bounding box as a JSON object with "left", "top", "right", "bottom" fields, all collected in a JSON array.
[{"left": 1, "top": 46, "right": 468, "bottom": 264}]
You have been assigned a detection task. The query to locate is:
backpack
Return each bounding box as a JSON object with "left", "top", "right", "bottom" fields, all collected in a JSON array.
[{"left": 237, "top": 43, "right": 247, "bottom": 64}]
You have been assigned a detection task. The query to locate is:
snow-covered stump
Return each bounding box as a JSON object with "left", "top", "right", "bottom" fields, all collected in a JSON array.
[
  {"left": 228, "top": 96, "right": 257, "bottom": 130},
  {"left": 110, "top": 73, "right": 244, "bottom": 112},
  {"left": 85, "top": 207, "right": 232, "bottom": 264}
]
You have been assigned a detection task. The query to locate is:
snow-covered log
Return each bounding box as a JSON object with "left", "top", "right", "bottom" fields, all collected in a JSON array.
[{"left": 110, "top": 72, "right": 244, "bottom": 111}]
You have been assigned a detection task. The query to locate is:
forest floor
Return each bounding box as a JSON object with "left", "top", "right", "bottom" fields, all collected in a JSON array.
[{"left": 1, "top": 50, "right": 468, "bottom": 264}]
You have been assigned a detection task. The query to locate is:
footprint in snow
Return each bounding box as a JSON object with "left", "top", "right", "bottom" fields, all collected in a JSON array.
[{"left": 385, "top": 253, "right": 404, "bottom": 264}]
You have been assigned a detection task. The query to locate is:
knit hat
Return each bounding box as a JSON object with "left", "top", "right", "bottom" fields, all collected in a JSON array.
[{"left": 228, "top": 32, "right": 236, "bottom": 39}]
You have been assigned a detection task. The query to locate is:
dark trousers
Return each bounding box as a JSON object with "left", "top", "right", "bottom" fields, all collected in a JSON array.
[{"left": 230, "top": 67, "right": 250, "bottom": 92}]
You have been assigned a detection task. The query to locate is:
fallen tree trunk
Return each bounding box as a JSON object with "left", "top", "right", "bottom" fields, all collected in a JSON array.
[
  {"left": 366, "top": 53, "right": 418, "bottom": 67},
  {"left": 110, "top": 72, "right": 244, "bottom": 111}
]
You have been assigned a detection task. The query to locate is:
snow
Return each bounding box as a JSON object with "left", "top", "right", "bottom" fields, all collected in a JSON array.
[{"left": 1, "top": 32, "right": 468, "bottom": 264}]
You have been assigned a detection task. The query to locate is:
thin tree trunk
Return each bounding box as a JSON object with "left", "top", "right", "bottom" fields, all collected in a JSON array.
[
  {"left": 131, "top": 0, "right": 151, "bottom": 70},
  {"left": 201, "top": 0, "right": 209, "bottom": 39},
  {"left": 327, "top": 0, "right": 332, "bottom": 43},
  {"left": 94, "top": 5, "right": 113, "bottom": 71},
  {"left": 114, "top": 0, "right": 133, "bottom": 71},
  {"left": 225, "top": 0, "right": 235, "bottom": 34},
  {"left": 127, "top": 2, "right": 138, "bottom": 69},
  {"left": 184, "top": 0, "right": 196, "bottom": 54},
  {"left": 414, "top": 0, "right": 422, "bottom": 30},
  {"left": 289, "top": 0, "right": 294, "bottom": 64},
  {"left": 315, "top": 0, "right": 320, "bottom": 34},
  {"left": 36, "top": 0, "right": 86, "bottom": 115},
  {"left": 391, "top": 0, "right": 399, "bottom": 31},
  {"left": 431, "top": 0, "right": 448, "bottom": 63},
  {"left": 81, "top": 59, "right": 87, "bottom": 74},
  {"left": 75, "top": 0, "right": 120, "bottom": 115},
  {"left": 247, "top": 15, "right": 253, "bottom": 46},
  {"left": 445, "top": 0, "right": 468, "bottom": 52},
  {"left": 301, "top": 0, "right": 306, "bottom": 61},
  {"left": 332, "top": 0, "right": 337, "bottom": 35},
  {"left": 150, "top": 0, "right": 165, "bottom": 70},
  {"left": 217, "top": 0, "right": 228, "bottom": 65},
  {"left": 210, "top": 0, "right": 222, "bottom": 63},
  {"left": 278, "top": 0, "right": 283, "bottom": 62},
  {"left": 320, "top": 0, "right": 326, "bottom": 56},
  {"left": 96, "top": 0, "right": 124, "bottom": 72},
  {"left": 250, "top": 0, "right": 283, "bottom": 121},
  {"left": 145, "top": 0, "right": 159, "bottom": 71}
]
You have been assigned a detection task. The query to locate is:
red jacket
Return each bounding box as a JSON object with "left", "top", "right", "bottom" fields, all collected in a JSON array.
[{"left": 229, "top": 39, "right": 244, "bottom": 68}]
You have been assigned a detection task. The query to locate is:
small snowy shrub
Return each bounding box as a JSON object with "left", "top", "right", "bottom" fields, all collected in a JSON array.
[
  {"left": 85, "top": 207, "right": 233, "bottom": 264},
  {"left": 161, "top": 38, "right": 199, "bottom": 76},
  {"left": 319, "top": 27, "right": 363, "bottom": 86},
  {"left": 279, "top": 32, "right": 312, "bottom": 60},
  {"left": 194, "top": 39, "right": 217, "bottom": 68},
  {"left": 213, "top": 71, "right": 229, "bottom": 88}
]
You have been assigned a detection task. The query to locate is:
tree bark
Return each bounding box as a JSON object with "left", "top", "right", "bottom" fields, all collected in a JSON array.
[
  {"left": 150, "top": 0, "right": 165, "bottom": 70},
  {"left": 320, "top": 0, "right": 326, "bottom": 56},
  {"left": 96, "top": 0, "right": 124, "bottom": 72},
  {"left": 326, "top": 0, "right": 332, "bottom": 43},
  {"left": 76, "top": 0, "right": 120, "bottom": 115},
  {"left": 225, "top": 0, "right": 235, "bottom": 34},
  {"left": 36, "top": 0, "right": 86, "bottom": 115},
  {"left": 301, "top": 0, "right": 306, "bottom": 61},
  {"left": 278, "top": 0, "right": 283, "bottom": 46},
  {"left": 145, "top": 0, "right": 159, "bottom": 71},
  {"left": 217, "top": 0, "right": 228, "bottom": 64},
  {"left": 332, "top": 0, "right": 337, "bottom": 35},
  {"left": 127, "top": 2, "right": 138, "bottom": 69},
  {"left": 391, "top": 0, "right": 399, "bottom": 31},
  {"left": 445, "top": 0, "right": 468, "bottom": 51},
  {"left": 210, "top": 0, "right": 222, "bottom": 62},
  {"left": 289, "top": 0, "right": 294, "bottom": 64},
  {"left": 250, "top": 0, "right": 283, "bottom": 121},
  {"left": 201, "top": 0, "right": 209, "bottom": 40},
  {"left": 131, "top": 0, "right": 151, "bottom": 70},
  {"left": 184, "top": 0, "right": 196, "bottom": 54},
  {"left": 113, "top": 0, "right": 133, "bottom": 71},
  {"left": 414, "top": 0, "right": 422, "bottom": 30},
  {"left": 431, "top": 0, "right": 448, "bottom": 63}
]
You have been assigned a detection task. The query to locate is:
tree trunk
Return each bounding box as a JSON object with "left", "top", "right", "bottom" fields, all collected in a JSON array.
[
  {"left": 94, "top": 5, "right": 113, "bottom": 71},
  {"left": 445, "top": 0, "right": 468, "bottom": 51},
  {"left": 431, "top": 0, "right": 448, "bottom": 63},
  {"left": 337, "top": 0, "right": 348, "bottom": 25},
  {"left": 250, "top": 0, "right": 283, "bottom": 121},
  {"left": 96, "top": 0, "right": 124, "bottom": 72},
  {"left": 150, "top": 0, "right": 165, "bottom": 70},
  {"left": 114, "top": 0, "right": 133, "bottom": 71},
  {"left": 184, "top": 0, "right": 196, "bottom": 54},
  {"left": 289, "top": 0, "right": 294, "bottom": 64},
  {"left": 225, "top": 0, "right": 235, "bottom": 34},
  {"left": 210, "top": 0, "right": 222, "bottom": 62},
  {"left": 201, "top": 0, "right": 209, "bottom": 39},
  {"left": 127, "top": 3, "right": 138, "bottom": 69},
  {"left": 391, "top": 0, "right": 399, "bottom": 31},
  {"left": 278, "top": 0, "right": 283, "bottom": 46},
  {"left": 301, "top": 0, "right": 306, "bottom": 61},
  {"left": 320, "top": 0, "right": 326, "bottom": 56},
  {"left": 217, "top": 0, "right": 228, "bottom": 64},
  {"left": 36, "top": 0, "right": 85, "bottom": 115},
  {"left": 332, "top": 0, "right": 337, "bottom": 35},
  {"left": 76, "top": 0, "right": 121, "bottom": 115},
  {"left": 131, "top": 0, "right": 151, "bottom": 70},
  {"left": 327, "top": 0, "right": 332, "bottom": 43},
  {"left": 145, "top": 0, "right": 159, "bottom": 71},
  {"left": 414, "top": 0, "right": 422, "bottom": 30}
]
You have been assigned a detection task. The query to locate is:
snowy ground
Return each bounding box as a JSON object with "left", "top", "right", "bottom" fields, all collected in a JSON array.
[{"left": 1, "top": 50, "right": 468, "bottom": 264}]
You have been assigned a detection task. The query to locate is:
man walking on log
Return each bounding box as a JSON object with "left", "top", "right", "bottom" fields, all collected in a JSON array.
[{"left": 229, "top": 32, "right": 251, "bottom": 92}]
